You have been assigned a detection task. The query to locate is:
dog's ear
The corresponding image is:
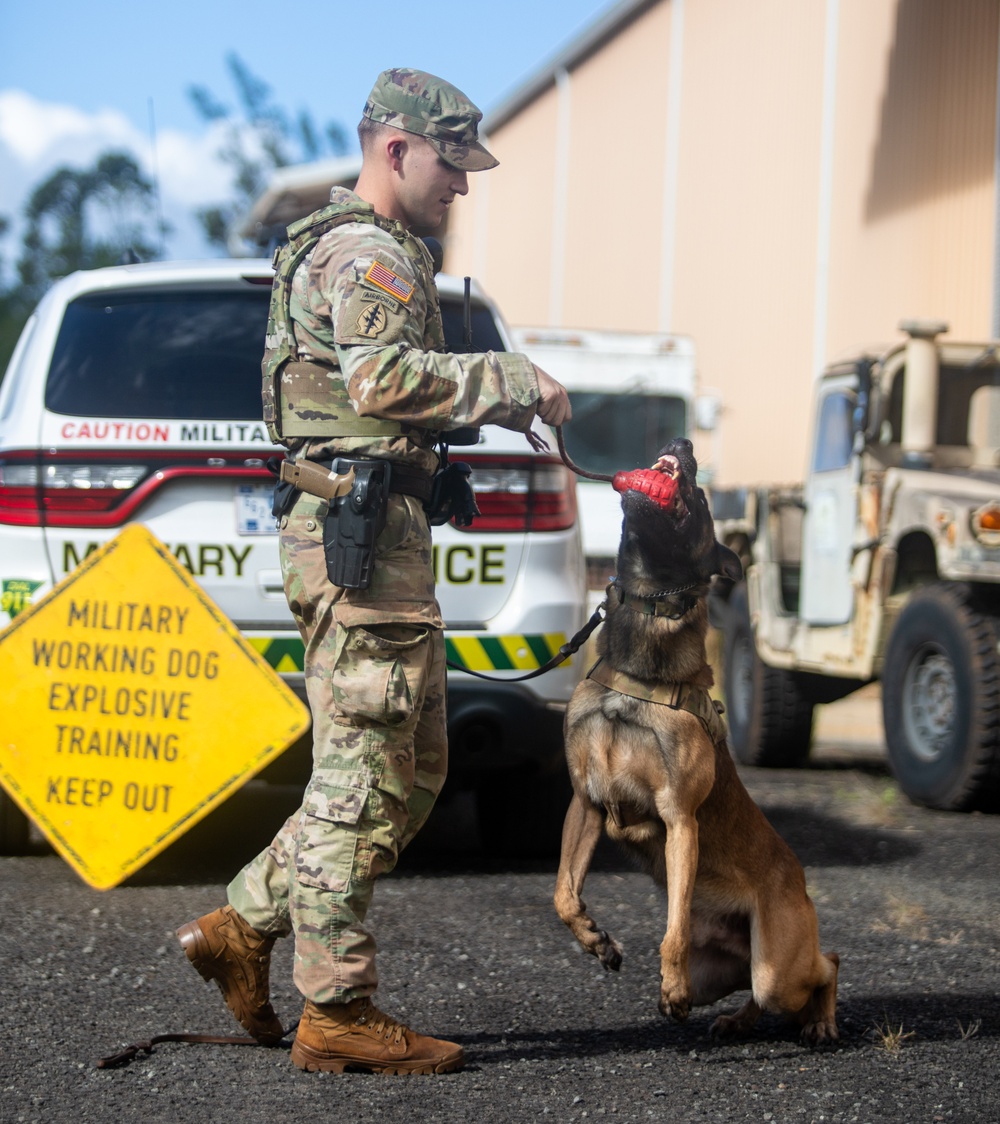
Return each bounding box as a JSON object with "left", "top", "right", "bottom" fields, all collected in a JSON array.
[{"left": 712, "top": 541, "right": 743, "bottom": 583}]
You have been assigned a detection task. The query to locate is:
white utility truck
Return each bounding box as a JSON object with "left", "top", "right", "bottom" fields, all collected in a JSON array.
[{"left": 512, "top": 327, "right": 710, "bottom": 591}]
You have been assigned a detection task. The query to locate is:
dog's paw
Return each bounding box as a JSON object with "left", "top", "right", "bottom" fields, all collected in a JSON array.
[
  {"left": 658, "top": 991, "right": 691, "bottom": 1022},
  {"left": 597, "top": 932, "right": 623, "bottom": 972},
  {"left": 709, "top": 1013, "right": 748, "bottom": 1038},
  {"left": 800, "top": 1020, "right": 839, "bottom": 1047},
  {"left": 709, "top": 1000, "right": 760, "bottom": 1038}
]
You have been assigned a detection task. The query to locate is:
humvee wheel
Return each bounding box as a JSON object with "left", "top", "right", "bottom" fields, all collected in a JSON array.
[
  {"left": 882, "top": 583, "right": 1000, "bottom": 810},
  {"left": 722, "top": 584, "right": 814, "bottom": 767}
]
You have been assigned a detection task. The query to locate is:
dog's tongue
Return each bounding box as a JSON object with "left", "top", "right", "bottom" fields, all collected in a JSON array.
[{"left": 612, "top": 468, "right": 680, "bottom": 509}]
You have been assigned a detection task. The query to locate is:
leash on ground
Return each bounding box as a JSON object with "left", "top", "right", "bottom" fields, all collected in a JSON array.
[{"left": 96, "top": 1020, "right": 300, "bottom": 1069}]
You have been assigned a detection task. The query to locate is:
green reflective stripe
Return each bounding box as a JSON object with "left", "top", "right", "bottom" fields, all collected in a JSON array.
[
  {"left": 525, "top": 634, "right": 557, "bottom": 665},
  {"left": 248, "top": 636, "right": 305, "bottom": 673},
  {"left": 479, "top": 636, "right": 513, "bottom": 670},
  {"left": 443, "top": 633, "right": 569, "bottom": 672},
  {"left": 250, "top": 633, "right": 569, "bottom": 675}
]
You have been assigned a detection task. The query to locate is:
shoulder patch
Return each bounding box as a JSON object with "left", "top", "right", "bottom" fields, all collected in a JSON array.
[
  {"left": 360, "top": 288, "right": 400, "bottom": 314},
  {"left": 365, "top": 259, "right": 414, "bottom": 304},
  {"left": 356, "top": 302, "right": 389, "bottom": 338}
]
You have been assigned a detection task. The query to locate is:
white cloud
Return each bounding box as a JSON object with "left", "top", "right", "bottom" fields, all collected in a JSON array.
[
  {"left": 154, "top": 125, "right": 234, "bottom": 208},
  {"left": 0, "top": 90, "right": 138, "bottom": 163},
  {"left": 0, "top": 90, "right": 239, "bottom": 267}
]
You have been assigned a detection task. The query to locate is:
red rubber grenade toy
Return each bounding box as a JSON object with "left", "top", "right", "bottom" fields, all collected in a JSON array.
[{"left": 611, "top": 468, "right": 679, "bottom": 509}]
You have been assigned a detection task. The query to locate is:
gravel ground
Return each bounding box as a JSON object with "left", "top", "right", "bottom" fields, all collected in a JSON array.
[{"left": 1, "top": 706, "right": 998, "bottom": 1124}]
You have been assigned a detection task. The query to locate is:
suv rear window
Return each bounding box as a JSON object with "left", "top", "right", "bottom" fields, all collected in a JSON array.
[
  {"left": 45, "top": 289, "right": 271, "bottom": 420},
  {"left": 44, "top": 288, "right": 506, "bottom": 424}
]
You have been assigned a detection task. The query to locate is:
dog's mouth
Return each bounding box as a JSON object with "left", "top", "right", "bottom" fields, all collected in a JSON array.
[{"left": 612, "top": 454, "right": 687, "bottom": 518}]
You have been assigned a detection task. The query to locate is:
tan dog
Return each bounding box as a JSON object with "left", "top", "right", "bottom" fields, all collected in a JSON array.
[{"left": 554, "top": 438, "right": 839, "bottom": 1044}]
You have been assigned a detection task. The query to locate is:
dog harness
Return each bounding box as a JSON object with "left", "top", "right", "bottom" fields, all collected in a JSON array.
[{"left": 587, "top": 658, "right": 728, "bottom": 747}]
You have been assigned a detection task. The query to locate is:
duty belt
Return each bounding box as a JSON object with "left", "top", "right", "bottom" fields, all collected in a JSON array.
[{"left": 279, "top": 456, "right": 433, "bottom": 504}]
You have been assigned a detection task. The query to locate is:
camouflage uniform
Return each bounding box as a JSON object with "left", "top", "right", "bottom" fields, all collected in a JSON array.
[{"left": 228, "top": 74, "right": 541, "bottom": 1004}]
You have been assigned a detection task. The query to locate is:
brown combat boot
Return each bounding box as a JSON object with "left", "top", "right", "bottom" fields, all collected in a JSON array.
[
  {"left": 176, "top": 905, "right": 284, "bottom": 1044},
  {"left": 290, "top": 997, "right": 464, "bottom": 1075}
]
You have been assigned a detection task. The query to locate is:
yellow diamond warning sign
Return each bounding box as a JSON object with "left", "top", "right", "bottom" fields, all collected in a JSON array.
[{"left": 0, "top": 524, "right": 310, "bottom": 889}]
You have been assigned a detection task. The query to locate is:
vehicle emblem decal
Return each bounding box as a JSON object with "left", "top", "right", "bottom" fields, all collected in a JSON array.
[{"left": 1, "top": 579, "right": 44, "bottom": 621}]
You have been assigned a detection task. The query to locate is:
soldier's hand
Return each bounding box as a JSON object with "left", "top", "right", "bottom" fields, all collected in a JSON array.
[{"left": 534, "top": 366, "right": 572, "bottom": 427}]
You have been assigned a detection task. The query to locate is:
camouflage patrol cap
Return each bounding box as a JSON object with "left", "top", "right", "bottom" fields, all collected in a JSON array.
[{"left": 363, "top": 67, "right": 499, "bottom": 172}]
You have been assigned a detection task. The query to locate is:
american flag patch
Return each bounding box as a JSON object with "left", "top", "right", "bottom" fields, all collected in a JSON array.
[{"left": 365, "top": 260, "right": 414, "bottom": 303}]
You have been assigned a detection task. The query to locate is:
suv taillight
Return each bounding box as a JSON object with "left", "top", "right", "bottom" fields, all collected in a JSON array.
[
  {"left": 459, "top": 455, "right": 577, "bottom": 533},
  {"left": 0, "top": 450, "right": 271, "bottom": 527}
]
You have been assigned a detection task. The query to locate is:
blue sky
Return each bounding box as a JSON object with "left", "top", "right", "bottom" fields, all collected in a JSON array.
[{"left": 0, "top": 0, "right": 617, "bottom": 267}]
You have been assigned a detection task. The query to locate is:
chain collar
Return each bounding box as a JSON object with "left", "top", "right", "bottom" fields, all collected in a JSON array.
[{"left": 610, "top": 579, "right": 700, "bottom": 620}]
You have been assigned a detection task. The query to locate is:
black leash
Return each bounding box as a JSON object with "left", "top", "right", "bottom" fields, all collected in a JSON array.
[
  {"left": 445, "top": 597, "right": 606, "bottom": 682},
  {"left": 554, "top": 424, "right": 614, "bottom": 482},
  {"left": 96, "top": 1020, "right": 299, "bottom": 1069},
  {"left": 444, "top": 426, "right": 612, "bottom": 682}
]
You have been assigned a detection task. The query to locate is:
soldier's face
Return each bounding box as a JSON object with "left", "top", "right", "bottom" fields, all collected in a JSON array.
[{"left": 396, "top": 137, "right": 469, "bottom": 229}]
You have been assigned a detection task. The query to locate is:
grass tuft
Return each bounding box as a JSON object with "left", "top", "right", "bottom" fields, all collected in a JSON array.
[
  {"left": 872, "top": 1014, "right": 916, "bottom": 1053},
  {"left": 957, "top": 1019, "right": 981, "bottom": 1041}
]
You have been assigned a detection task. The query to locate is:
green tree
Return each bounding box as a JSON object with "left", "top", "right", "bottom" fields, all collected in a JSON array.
[
  {"left": 0, "top": 151, "right": 166, "bottom": 375},
  {"left": 17, "top": 151, "right": 165, "bottom": 306},
  {"left": 0, "top": 216, "right": 29, "bottom": 377},
  {"left": 189, "top": 53, "right": 348, "bottom": 250}
]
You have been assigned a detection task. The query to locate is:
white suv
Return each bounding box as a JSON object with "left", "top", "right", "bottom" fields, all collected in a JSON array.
[{"left": 0, "top": 258, "right": 586, "bottom": 856}]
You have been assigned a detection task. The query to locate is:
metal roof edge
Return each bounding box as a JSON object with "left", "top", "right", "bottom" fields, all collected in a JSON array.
[{"left": 483, "top": 0, "right": 662, "bottom": 133}]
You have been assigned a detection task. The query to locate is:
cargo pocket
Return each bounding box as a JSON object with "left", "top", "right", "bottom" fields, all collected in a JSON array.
[
  {"left": 294, "top": 781, "right": 369, "bottom": 893},
  {"left": 332, "top": 623, "right": 431, "bottom": 728}
]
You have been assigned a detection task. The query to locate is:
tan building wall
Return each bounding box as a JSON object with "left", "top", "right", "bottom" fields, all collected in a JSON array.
[
  {"left": 445, "top": 0, "right": 1000, "bottom": 487},
  {"left": 828, "top": 1, "right": 998, "bottom": 349}
]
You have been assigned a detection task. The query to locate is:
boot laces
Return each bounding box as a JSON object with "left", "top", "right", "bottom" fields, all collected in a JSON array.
[{"left": 355, "top": 999, "right": 407, "bottom": 1046}]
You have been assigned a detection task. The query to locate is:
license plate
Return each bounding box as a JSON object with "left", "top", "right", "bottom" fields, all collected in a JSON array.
[{"left": 235, "top": 483, "right": 277, "bottom": 535}]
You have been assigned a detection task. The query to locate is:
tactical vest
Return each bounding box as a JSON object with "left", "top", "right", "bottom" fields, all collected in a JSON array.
[{"left": 262, "top": 199, "right": 436, "bottom": 444}]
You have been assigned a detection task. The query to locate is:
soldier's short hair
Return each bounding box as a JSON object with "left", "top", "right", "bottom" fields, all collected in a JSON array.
[{"left": 357, "top": 116, "right": 390, "bottom": 156}]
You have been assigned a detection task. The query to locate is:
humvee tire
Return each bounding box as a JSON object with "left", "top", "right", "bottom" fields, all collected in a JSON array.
[
  {"left": 723, "top": 584, "right": 814, "bottom": 767},
  {"left": 882, "top": 583, "right": 1000, "bottom": 811}
]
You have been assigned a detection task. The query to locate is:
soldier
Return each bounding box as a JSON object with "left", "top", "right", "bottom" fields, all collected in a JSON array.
[{"left": 176, "top": 68, "right": 571, "bottom": 1076}]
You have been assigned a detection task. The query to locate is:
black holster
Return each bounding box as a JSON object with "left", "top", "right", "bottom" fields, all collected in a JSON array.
[{"left": 323, "top": 461, "right": 391, "bottom": 589}]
